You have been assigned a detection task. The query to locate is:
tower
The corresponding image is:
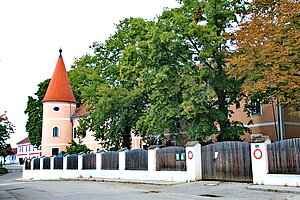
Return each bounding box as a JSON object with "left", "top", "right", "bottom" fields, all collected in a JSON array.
[{"left": 41, "top": 49, "right": 77, "bottom": 156}]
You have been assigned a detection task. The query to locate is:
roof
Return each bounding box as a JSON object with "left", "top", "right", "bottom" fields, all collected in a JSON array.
[
  {"left": 10, "top": 148, "right": 17, "bottom": 154},
  {"left": 42, "top": 49, "right": 77, "bottom": 103},
  {"left": 72, "top": 104, "right": 91, "bottom": 118},
  {"left": 16, "top": 137, "right": 30, "bottom": 145}
]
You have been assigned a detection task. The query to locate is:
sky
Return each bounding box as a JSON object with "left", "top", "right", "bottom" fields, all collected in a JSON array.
[{"left": 0, "top": 0, "right": 180, "bottom": 147}]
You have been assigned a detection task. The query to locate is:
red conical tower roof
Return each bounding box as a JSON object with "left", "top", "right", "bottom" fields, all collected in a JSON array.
[{"left": 42, "top": 49, "right": 76, "bottom": 103}]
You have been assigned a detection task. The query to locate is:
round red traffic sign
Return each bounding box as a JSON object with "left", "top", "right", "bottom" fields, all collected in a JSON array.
[
  {"left": 253, "top": 149, "right": 262, "bottom": 159},
  {"left": 188, "top": 151, "right": 193, "bottom": 160}
]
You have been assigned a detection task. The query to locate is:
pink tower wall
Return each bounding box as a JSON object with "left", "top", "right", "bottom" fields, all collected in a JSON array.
[{"left": 41, "top": 102, "right": 76, "bottom": 156}]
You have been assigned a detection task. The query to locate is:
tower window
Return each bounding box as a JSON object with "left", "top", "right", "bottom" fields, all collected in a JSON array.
[
  {"left": 53, "top": 127, "right": 60, "bottom": 137},
  {"left": 52, "top": 148, "right": 59, "bottom": 156},
  {"left": 73, "top": 127, "right": 77, "bottom": 139},
  {"left": 53, "top": 107, "right": 60, "bottom": 111}
]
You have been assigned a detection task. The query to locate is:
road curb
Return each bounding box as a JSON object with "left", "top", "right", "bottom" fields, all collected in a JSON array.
[
  {"left": 247, "top": 185, "right": 300, "bottom": 194},
  {"left": 15, "top": 178, "right": 181, "bottom": 185}
]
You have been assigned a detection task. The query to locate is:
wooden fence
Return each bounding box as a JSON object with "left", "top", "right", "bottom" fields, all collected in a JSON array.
[
  {"left": 33, "top": 158, "right": 40, "bottom": 170},
  {"left": 267, "top": 138, "right": 300, "bottom": 174},
  {"left": 202, "top": 141, "right": 252, "bottom": 182},
  {"left": 43, "top": 157, "right": 50, "bottom": 169},
  {"left": 102, "top": 151, "right": 119, "bottom": 170},
  {"left": 83, "top": 153, "right": 96, "bottom": 170},
  {"left": 156, "top": 146, "right": 186, "bottom": 171},
  {"left": 67, "top": 155, "right": 78, "bottom": 170},
  {"left": 54, "top": 157, "right": 63, "bottom": 169},
  {"left": 125, "top": 149, "right": 148, "bottom": 170}
]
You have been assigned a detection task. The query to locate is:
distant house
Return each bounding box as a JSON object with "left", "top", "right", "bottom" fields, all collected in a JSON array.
[
  {"left": 0, "top": 147, "right": 17, "bottom": 165},
  {"left": 230, "top": 101, "right": 300, "bottom": 142},
  {"left": 16, "top": 137, "right": 41, "bottom": 164}
]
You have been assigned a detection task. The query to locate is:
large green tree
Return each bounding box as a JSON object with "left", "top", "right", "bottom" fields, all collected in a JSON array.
[
  {"left": 69, "top": 18, "right": 151, "bottom": 150},
  {"left": 71, "top": 0, "right": 252, "bottom": 147},
  {"left": 24, "top": 79, "right": 50, "bottom": 147},
  {"left": 120, "top": 0, "right": 250, "bottom": 141}
]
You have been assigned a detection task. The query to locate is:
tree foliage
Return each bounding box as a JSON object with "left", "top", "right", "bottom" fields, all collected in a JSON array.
[
  {"left": 65, "top": 140, "right": 91, "bottom": 155},
  {"left": 24, "top": 79, "right": 50, "bottom": 147},
  {"left": 69, "top": 18, "right": 150, "bottom": 150},
  {"left": 227, "top": 0, "right": 300, "bottom": 116},
  {"left": 70, "top": 0, "right": 252, "bottom": 146},
  {"left": 120, "top": 0, "right": 250, "bottom": 141},
  {"left": 0, "top": 113, "right": 14, "bottom": 157}
]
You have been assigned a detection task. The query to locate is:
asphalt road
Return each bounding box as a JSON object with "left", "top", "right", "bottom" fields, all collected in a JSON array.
[{"left": 0, "top": 165, "right": 296, "bottom": 200}]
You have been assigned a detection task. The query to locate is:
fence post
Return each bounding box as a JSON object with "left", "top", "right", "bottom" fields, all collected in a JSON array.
[
  {"left": 119, "top": 148, "right": 128, "bottom": 171},
  {"left": 96, "top": 152, "right": 102, "bottom": 170},
  {"left": 30, "top": 158, "right": 34, "bottom": 170},
  {"left": 40, "top": 157, "right": 44, "bottom": 170},
  {"left": 148, "top": 145, "right": 159, "bottom": 171},
  {"left": 250, "top": 137, "right": 271, "bottom": 185},
  {"left": 63, "top": 156, "right": 68, "bottom": 170},
  {"left": 185, "top": 141, "right": 202, "bottom": 181},
  {"left": 50, "top": 157, "right": 54, "bottom": 170},
  {"left": 78, "top": 154, "right": 83, "bottom": 170}
]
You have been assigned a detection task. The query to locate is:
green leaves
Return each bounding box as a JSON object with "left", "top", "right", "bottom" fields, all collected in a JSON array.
[{"left": 24, "top": 79, "right": 50, "bottom": 147}]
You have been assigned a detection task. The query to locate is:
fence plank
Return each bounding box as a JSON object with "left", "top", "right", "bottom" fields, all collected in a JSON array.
[
  {"left": 43, "top": 157, "right": 51, "bottom": 169},
  {"left": 33, "top": 158, "right": 40, "bottom": 170},
  {"left": 125, "top": 149, "right": 148, "bottom": 170},
  {"left": 54, "top": 157, "right": 63, "bottom": 169},
  {"left": 268, "top": 138, "right": 300, "bottom": 174},
  {"left": 67, "top": 155, "right": 78, "bottom": 170},
  {"left": 156, "top": 146, "right": 186, "bottom": 171},
  {"left": 83, "top": 154, "right": 96, "bottom": 170},
  {"left": 101, "top": 152, "right": 119, "bottom": 170}
]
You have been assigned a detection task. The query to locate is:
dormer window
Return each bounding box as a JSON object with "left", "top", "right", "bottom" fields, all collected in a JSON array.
[{"left": 53, "top": 107, "right": 60, "bottom": 112}]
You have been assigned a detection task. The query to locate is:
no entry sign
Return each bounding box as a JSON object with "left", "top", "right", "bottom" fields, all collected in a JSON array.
[
  {"left": 253, "top": 149, "right": 262, "bottom": 159},
  {"left": 188, "top": 151, "right": 193, "bottom": 160}
]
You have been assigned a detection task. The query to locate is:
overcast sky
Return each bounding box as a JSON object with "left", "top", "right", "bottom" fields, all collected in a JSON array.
[{"left": 0, "top": 0, "right": 180, "bottom": 147}]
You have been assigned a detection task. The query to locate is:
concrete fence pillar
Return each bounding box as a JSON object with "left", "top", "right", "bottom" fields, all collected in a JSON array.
[
  {"left": 250, "top": 138, "right": 271, "bottom": 185},
  {"left": 148, "top": 145, "right": 159, "bottom": 171},
  {"left": 119, "top": 148, "right": 128, "bottom": 171},
  {"left": 96, "top": 152, "right": 102, "bottom": 170},
  {"left": 50, "top": 157, "right": 54, "bottom": 170},
  {"left": 78, "top": 154, "right": 83, "bottom": 170},
  {"left": 30, "top": 158, "right": 34, "bottom": 170},
  {"left": 63, "top": 156, "right": 68, "bottom": 170},
  {"left": 185, "top": 141, "right": 202, "bottom": 181},
  {"left": 40, "top": 157, "right": 44, "bottom": 170}
]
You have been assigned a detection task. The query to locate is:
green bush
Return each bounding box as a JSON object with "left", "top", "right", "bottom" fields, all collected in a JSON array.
[{"left": 0, "top": 168, "right": 8, "bottom": 174}]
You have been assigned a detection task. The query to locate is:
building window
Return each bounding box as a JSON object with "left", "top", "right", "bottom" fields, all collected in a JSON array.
[
  {"left": 250, "top": 100, "right": 262, "bottom": 116},
  {"left": 73, "top": 127, "right": 77, "bottom": 139},
  {"left": 53, "top": 107, "right": 60, "bottom": 111},
  {"left": 53, "top": 127, "right": 60, "bottom": 137},
  {"left": 52, "top": 148, "right": 59, "bottom": 156}
]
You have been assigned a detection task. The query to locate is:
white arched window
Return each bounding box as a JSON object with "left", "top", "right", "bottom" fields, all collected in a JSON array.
[{"left": 52, "top": 127, "right": 59, "bottom": 137}]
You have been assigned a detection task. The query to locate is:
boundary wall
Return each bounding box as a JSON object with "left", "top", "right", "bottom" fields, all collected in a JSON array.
[
  {"left": 22, "top": 142, "right": 201, "bottom": 182},
  {"left": 251, "top": 138, "right": 300, "bottom": 187}
]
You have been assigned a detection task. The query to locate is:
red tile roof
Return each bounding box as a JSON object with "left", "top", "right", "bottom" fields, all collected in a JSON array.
[
  {"left": 42, "top": 50, "right": 76, "bottom": 103},
  {"left": 73, "top": 104, "right": 91, "bottom": 118},
  {"left": 10, "top": 148, "right": 17, "bottom": 154},
  {"left": 16, "top": 137, "right": 30, "bottom": 145}
]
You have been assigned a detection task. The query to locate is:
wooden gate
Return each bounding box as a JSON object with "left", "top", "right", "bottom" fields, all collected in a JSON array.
[{"left": 201, "top": 141, "right": 252, "bottom": 182}]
